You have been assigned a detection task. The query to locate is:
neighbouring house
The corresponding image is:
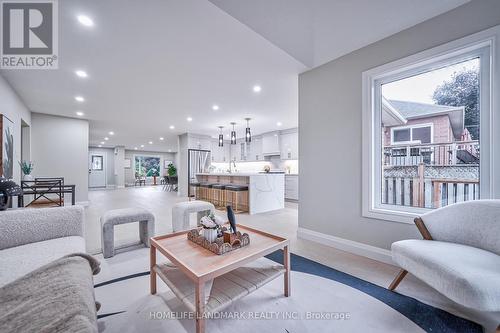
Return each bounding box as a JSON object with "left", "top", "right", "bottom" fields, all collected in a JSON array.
[{"left": 381, "top": 98, "right": 479, "bottom": 208}]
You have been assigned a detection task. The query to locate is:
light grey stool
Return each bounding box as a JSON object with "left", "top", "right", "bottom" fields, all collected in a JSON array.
[
  {"left": 172, "top": 200, "right": 215, "bottom": 232},
  {"left": 101, "top": 207, "right": 155, "bottom": 258}
]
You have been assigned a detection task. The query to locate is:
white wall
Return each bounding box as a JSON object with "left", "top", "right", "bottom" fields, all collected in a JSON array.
[
  {"left": 31, "top": 113, "right": 89, "bottom": 203},
  {"left": 299, "top": 0, "right": 500, "bottom": 250},
  {"left": 0, "top": 74, "right": 31, "bottom": 185},
  {"left": 124, "top": 150, "right": 176, "bottom": 186}
]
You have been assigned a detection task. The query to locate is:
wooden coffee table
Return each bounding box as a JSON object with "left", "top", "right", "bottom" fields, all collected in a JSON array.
[{"left": 150, "top": 224, "right": 290, "bottom": 333}]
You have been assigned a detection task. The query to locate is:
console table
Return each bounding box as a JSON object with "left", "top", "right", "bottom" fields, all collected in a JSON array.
[{"left": 18, "top": 178, "right": 76, "bottom": 207}]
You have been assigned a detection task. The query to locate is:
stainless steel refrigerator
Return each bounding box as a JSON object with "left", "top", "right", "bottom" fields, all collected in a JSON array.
[{"left": 188, "top": 149, "right": 211, "bottom": 197}]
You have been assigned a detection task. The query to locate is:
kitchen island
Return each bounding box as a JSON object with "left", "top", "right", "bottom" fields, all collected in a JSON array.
[{"left": 195, "top": 173, "right": 284, "bottom": 214}]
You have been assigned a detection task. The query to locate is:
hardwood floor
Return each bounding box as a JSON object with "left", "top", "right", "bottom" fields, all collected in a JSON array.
[{"left": 85, "top": 186, "right": 499, "bottom": 331}]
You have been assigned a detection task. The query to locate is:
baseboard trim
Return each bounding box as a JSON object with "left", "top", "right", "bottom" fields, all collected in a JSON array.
[
  {"left": 76, "top": 201, "right": 90, "bottom": 207},
  {"left": 297, "top": 227, "right": 394, "bottom": 266}
]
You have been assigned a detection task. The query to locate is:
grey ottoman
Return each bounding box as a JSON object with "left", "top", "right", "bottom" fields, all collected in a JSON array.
[
  {"left": 101, "top": 208, "right": 155, "bottom": 258},
  {"left": 172, "top": 200, "right": 215, "bottom": 232}
]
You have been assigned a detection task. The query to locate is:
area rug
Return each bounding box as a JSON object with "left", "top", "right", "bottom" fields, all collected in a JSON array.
[{"left": 94, "top": 248, "right": 481, "bottom": 333}]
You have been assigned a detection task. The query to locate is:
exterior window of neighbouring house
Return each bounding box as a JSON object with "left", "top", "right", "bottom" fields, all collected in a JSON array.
[
  {"left": 362, "top": 28, "right": 495, "bottom": 224},
  {"left": 391, "top": 125, "right": 432, "bottom": 144}
]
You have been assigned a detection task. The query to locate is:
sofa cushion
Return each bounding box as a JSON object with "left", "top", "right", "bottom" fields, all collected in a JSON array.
[
  {"left": 0, "top": 236, "right": 85, "bottom": 287},
  {"left": 392, "top": 239, "right": 500, "bottom": 311}
]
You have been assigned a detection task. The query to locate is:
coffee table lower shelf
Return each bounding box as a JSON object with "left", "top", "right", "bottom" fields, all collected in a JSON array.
[{"left": 154, "top": 261, "right": 285, "bottom": 314}]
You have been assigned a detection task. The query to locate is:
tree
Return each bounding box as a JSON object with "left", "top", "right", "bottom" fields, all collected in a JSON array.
[{"left": 432, "top": 68, "right": 479, "bottom": 139}]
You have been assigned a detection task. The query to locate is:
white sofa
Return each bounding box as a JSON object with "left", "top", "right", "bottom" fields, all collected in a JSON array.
[
  {"left": 389, "top": 200, "right": 500, "bottom": 313},
  {"left": 0, "top": 206, "right": 86, "bottom": 287}
]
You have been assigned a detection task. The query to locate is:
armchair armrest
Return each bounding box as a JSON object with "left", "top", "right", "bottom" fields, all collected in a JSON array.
[{"left": 0, "top": 206, "right": 84, "bottom": 250}]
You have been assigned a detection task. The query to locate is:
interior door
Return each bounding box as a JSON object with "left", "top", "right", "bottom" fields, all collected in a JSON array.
[{"left": 88, "top": 151, "right": 106, "bottom": 188}]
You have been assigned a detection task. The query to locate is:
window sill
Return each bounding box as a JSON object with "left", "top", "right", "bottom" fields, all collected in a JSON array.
[{"left": 363, "top": 205, "right": 430, "bottom": 225}]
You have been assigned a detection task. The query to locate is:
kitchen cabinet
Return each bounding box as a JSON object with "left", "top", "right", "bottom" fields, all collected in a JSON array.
[
  {"left": 210, "top": 140, "right": 230, "bottom": 163},
  {"left": 280, "top": 131, "right": 298, "bottom": 160},
  {"left": 247, "top": 136, "right": 263, "bottom": 161},
  {"left": 285, "top": 175, "right": 299, "bottom": 200},
  {"left": 230, "top": 141, "right": 240, "bottom": 162},
  {"left": 262, "top": 132, "right": 280, "bottom": 155},
  {"left": 189, "top": 137, "right": 211, "bottom": 151}
]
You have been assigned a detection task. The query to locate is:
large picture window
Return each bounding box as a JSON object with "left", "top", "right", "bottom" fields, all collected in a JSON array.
[
  {"left": 135, "top": 155, "right": 160, "bottom": 177},
  {"left": 362, "top": 28, "right": 497, "bottom": 223}
]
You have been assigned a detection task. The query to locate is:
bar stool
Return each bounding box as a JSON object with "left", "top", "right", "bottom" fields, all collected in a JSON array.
[
  {"left": 199, "top": 183, "right": 215, "bottom": 202},
  {"left": 225, "top": 184, "right": 249, "bottom": 213},
  {"left": 191, "top": 181, "right": 200, "bottom": 200},
  {"left": 211, "top": 184, "right": 226, "bottom": 208}
]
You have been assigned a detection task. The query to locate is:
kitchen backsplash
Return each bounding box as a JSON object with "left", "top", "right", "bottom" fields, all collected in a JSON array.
[{"left": 211, "top": 158, "right": 298, "bottom": 174}]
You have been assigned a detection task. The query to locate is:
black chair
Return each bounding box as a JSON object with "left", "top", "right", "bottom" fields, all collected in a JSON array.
[{"left": 166, "top": 176, "right": 178, "bottom": 192}]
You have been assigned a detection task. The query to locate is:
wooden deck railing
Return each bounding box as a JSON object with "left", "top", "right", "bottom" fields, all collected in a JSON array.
[
  {"left": 383, "top": 140, "right": 479, "bottom": 166},
  {"left": 382, "top": 163, "right": 479, "bottom": 209}
]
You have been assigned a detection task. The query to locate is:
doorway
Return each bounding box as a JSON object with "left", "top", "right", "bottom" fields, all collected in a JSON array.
[{"left": 88, "top": 150, "right": 106, "bottom": 188}]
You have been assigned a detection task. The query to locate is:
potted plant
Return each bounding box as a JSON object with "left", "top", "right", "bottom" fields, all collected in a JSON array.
[
  {"left": 167, "top": 163, "right": 177, "bottom": 176},
  {"left": 19, "top": 161, "right": 34, "bottom": 181}
]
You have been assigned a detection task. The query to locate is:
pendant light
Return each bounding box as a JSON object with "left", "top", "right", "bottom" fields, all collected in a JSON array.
[
  {"left": 230, "top": 122, "right": 237, "bottom": 144},
  {"left": 218, "top": 126, "right": 224, "bottom": 147},
  {"left": 245, "top": 118, "right": 252, "bottom": 143}
]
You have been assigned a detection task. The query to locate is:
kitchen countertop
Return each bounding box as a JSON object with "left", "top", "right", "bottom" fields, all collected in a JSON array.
[{"left": 196, "top": 173, "right": 285, "bottom": 177}]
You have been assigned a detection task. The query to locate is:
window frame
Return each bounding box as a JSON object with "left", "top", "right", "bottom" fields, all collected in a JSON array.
[
  {"left": 390, "top": 123, "right": 434, "bottom": 145},
  {"left": 362, "top": 26, "right": 498, "bottom": 224},
  {"left": 134, "top": 154, "right": 162, "bottom": 178}
]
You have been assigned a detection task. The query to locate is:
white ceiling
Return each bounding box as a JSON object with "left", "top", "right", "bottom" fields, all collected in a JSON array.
[
  {"left": 1, "top": 0, "right": 306, "bottom": 152},
  {"left": 209, "top": 0, "right": 470, "bottom": 68},
  {"left": 1, "top": 0, "right": 470, "bottom": 152}
]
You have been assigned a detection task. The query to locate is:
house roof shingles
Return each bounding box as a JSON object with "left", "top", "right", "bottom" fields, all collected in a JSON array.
[{"left": 388, "top": 100, "right": 460, "bottom": 119}]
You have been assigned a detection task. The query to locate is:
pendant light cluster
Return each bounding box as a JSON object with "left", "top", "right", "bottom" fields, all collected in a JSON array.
[
  {"left": 230, "top": 122, "right": 237, "bottom": 145},
  {"left": 218, "top": 126, "right": 224, "bottom": 147},
  {"left": 217, "top": 119, "right": 252, "bottom": 147},
  {"left": 245, "top": 118, "right": 251, "bottom": 143}
]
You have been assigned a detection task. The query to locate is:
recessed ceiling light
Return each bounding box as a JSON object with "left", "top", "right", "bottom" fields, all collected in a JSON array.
[
  {"left": 134, "top": 147, "right": 138, "bottom": 150},
  {"left": 169, "top": 125, "right": 175, "bottom": 130},
  {"left": 159, "top": 137, "right": 164, "bottom": 141},
  {"left": 98, "top": 145, "right": 102, "bottom": 147},
  {"left": 108, "top": 131, "right": 114, "bottom": 135},
  {"left": 100, "top": 141, "right": 105, "bottom": 144},
  {"left": 75, "top": 70, "right": 88, "bottom": 78},
  {"left": 277, "top": 122, "right": 282, "bottom": 127},
  {"left": 168, "top": 149, "right": 172, "bottom": 152},
  {"left": 75, "top": 96, "right": 84, "bottom": 102},
  {"left": 149, "top": 141, "right": 153, "bottom": 145},
  {"left": 76, "top": 111, "right": 84, "bottom": 116},
  {"left": 253, "top": 85, "right": 262, "bottom": 93},
  {"left": 187, "top": 117, "right": 193, "bottom": 122},
  {"left": 104, "top": 137, "right": 109, "bottom": 141},
  {"left": 77, "top": 15, "right": 94, "bottom": 27},
  {"left": 212, "top": 105, "right": 219, "bottom": 111},
  {"left": 141, "top": 144, "right": 144, "bottom": 148}
]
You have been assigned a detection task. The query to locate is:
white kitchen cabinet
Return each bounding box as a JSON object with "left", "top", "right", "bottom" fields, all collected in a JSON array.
[
  {"left": 189, "top": 136, "right": 211, "bottom": 151},
  {"left": 285, "top": 175, "right": 299, "bottom": 200},
  {"left": 262, "top": 132, "right": 280, "bottom": 155},
  {"left": 280, "top": 131, "right": 298, "bottom": 160},
  {"left": 230, "top": 142, "right": 240, "bottom": 161},
  {"left": 247, "top": 136, "right": 263, "bottom": 161},
  {"left": 210, "top": 140, "right": 230, "bottom": 163}
]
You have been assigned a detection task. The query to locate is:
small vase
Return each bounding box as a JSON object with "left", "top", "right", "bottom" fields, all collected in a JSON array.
[
  {"left": 202, "top": 228, "right": 218, "bottom": 243},
  {"left": 23, "top": 174, "right": 34, "bottom": 181}
]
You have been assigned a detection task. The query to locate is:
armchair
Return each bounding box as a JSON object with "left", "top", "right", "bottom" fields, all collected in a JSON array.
[{"left": 388, "top": 200, "right": 500, "bottom": 330}]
